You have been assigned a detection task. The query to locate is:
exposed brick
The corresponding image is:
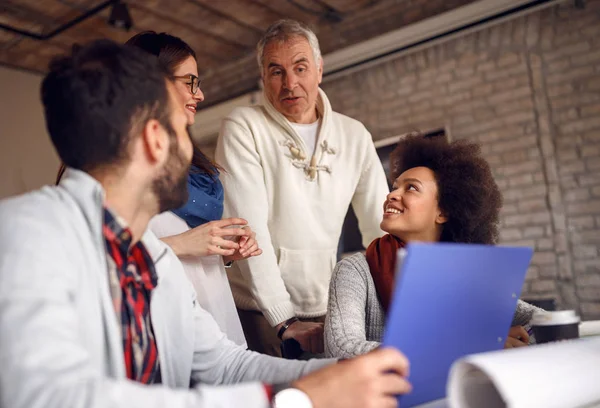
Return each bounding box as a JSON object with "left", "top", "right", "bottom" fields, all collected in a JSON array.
[
  {"left": 543, "top": 41, "right": 591, "bottom": 61},
  {"left": 577, "top": 288, "right": 600, "bottom": 301},
  {"left": 547, "top": 58, "right": 571, "bottom": 73},
  {"left": 536, "top": 238, "right": 554, "bottom": 251},
  {"left": 503, "top": 184, "right": 547, "bottom": 201},
  {"left": 504, "top": 212, "right": 551, "bottom": 227},
  {"left": 495, "top": 98, "right": 535, "bottom": 115},
  {"left": 578, "top": 172, "right": 600, "bottom": 187},
  {"left": 557, "top": 148, "right": 579, "bottom": 162},
  {"left": 523, "top": 226, "right": 546, "bottom": 238},
  {"left": 550, "top": 93, "right": 600, "bottom": 111},
  {"left": 571, "top": 230, "right": 600, "bottom": 245},
  {"left": 443, "top": 91, "right": 471, "bottom": 106},
  {"left": 546, "top": 83, "right": 574, "bottom": 98},
  {"left": 559, "top": 161, "right": 587, "bottom": 175},
  {"left": 498, "top": 160, "right": 541, "bottom": 176},
  {"left": 587, "top": 158, "right": 600, "bottom": 171},
  {"left": 503, "top": 111, "right": 536, "bottom": 125},
  {"left": 501, "top": 203, "right": 519, "bottom": 214},
  {"left": 533, "top": 251, "right": 557, "bottom": 265},
  {"left": 525, "top": 266, "right": 539, "bottom": 282},
  {"left": 322, "top": 3, "right": 600, "bottom": 325},
  {"left": 553, "top": 108, "right": 579, "bottom": 123},
  {"left": 571, "top": 49, "right": 600, "bottom": 67},
  {"left": 518, "top": 198, "right": 548, "bottom": 212},
  {"left": 508, "top": 173, "right": 534, "bottom": 187},
  {"left": 539, "top": 266, "right": 558, "bottom": 278},
  {"left": 502, "top": 150, "right": 530, "bottom": 165},
  {"left": 500, "top": 228, "right": 522, "bottom": 241},
  {"left": 505, "top": 239, "right": 537, "bottom": 248},
  {"left": 581, "top": 104, "right": 600, "bottom": 117},
  {"left": 484, "top": 64, "right": 528, "bottom": 81},
  {"left": 580, "top": 302, "right": 600, "bottom": 319},
  {"left": 566, "top": 200, "right": 600, "bottom": 215},
  {"left": 494, "top": 75, "right": 529, "bottom": 91},
  {"left": 531, "top": 280, "right": 557, "bottom": 293},
  {"left": 546, "top": 66, "right": 595, "bottom": 85},
  {"left": 574, "top": 258, "right": 600, "bottom": 273},
  {"left": 564, "top": 188, "right": 592, "bottom": 202},
  {"left": 448, "top": 76, "right": 482, "bottom": 93},
  {"left": 573, "top": 245, "right": 599, "bottom": 259},
  {"left": 559, "top": 117, "right": 600, "bottom": 134},
  {"left": 491, "top": 135, "right": 537, "bottom": 154},
  {"left": 487, "top": 87, "right": 531, "bottom": 104},
  {"left": 472, "top": 83, "right": 494, "bottom": 97}
]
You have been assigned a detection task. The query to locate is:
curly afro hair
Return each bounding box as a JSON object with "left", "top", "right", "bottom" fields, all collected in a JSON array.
[{"left": 389, "top": 134, "right": 502, "bottom": 244}]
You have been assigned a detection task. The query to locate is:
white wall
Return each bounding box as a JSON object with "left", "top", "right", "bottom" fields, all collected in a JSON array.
[
  {"left": 0, "top": 66, "right": 59, "bottom": 199},
  {"left": 192, "top": 90, "right": 262, "bottom": 145}
]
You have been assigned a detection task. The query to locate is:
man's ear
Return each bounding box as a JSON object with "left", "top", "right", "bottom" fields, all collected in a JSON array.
[
  {"left": 317, "top": 58, "right": 323, "bottom": 84},
  {"left": 141, "top": 119, "right": 169, "bottom": 165}
]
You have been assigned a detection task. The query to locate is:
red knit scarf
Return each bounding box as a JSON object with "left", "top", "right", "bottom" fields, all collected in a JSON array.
[{"left": 365, "top": 234, "right": 406, "bottom": 314}]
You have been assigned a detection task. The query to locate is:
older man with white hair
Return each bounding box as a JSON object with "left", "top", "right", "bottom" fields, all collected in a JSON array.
[{"left": 216, "top": 20, "right": 389, "bottom": 357}]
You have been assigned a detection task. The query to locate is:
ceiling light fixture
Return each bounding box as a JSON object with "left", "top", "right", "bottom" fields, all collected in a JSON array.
[{"left": 108, "top": 1, "right": 133, "bottom": 31}]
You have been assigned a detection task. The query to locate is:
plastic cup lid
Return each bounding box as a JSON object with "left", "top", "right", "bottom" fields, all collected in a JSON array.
[{"left": 531, "top": 310, "right": 580, "bottom": 326}]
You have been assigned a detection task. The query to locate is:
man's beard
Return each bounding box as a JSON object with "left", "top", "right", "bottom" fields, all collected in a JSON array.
[{"left": 152, "top": 131, "right": 190, "bottom": 214}]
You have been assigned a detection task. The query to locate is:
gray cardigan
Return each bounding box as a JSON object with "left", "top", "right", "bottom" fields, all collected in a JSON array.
[{"left": 324, "top": 252, "right": 541, "bottom": 359}]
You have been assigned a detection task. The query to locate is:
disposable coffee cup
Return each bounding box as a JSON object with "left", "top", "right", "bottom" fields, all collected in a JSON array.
[{"left": 531, "top": 310, "right": 580, "bottom": 344}]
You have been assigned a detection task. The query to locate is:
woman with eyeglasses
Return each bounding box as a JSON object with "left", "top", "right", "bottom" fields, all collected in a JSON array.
[
  {"left": 125, "top": 31, "right": 261, "bottom": 346},
  {"left": 54, "top": 32, "right": 259, "bottom": 345}
]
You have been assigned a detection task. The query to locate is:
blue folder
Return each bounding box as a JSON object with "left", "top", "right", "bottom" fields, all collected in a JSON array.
[{"left": 382, "top": 243, "right": 533, "bottom": 407}]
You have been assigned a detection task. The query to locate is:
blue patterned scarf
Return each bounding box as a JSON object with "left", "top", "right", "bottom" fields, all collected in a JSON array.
[{"left": 172, "top": 166, "right": 224, "bottom": 228}]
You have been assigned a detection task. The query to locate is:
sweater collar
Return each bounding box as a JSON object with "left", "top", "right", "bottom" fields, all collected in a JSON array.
[{"left": 262, "top": 88, "right": 332, "bottom": 141}]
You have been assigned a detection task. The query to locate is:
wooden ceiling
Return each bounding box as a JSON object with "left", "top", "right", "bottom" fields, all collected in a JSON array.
[{"left": 0, "top": 0, "right": 476, "bottom": 107}]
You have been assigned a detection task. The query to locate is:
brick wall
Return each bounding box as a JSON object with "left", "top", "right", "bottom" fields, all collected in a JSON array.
[{"left": 322, "top": 0, "right": 600, "bottom": 319}]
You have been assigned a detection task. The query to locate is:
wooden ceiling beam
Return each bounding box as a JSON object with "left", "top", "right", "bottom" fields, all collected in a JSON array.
[
  {"left": 187, "top": 0, "right": 283, "bottom": 31},
  {"left": 0, "top": 0, "right": 58, "bottom": 29},
  {"left": 246, "top": 0, "right": 322, "bottom": 24},
  {"left": 129, "top": 1, "right": 251, "bottom": 49},
  {"left": 188, "top": 0, "right": 264, "bottom": 35}
]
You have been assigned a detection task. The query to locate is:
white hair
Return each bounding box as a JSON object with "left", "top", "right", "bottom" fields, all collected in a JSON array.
[{"left": 256, "top": 19, "right": 322, "bottom": 75}]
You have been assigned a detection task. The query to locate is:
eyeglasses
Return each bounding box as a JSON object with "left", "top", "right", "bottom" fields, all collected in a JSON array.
[{"left": 172, "top": 74, "right": 202, "bottom": 95}]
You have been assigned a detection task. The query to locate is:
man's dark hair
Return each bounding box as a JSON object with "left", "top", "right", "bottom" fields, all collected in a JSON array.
[
  {"left": 390, "top": 134, "right": 502, "bottom": 244},
  {"left": 42, "top": 39, "right": 173, "bottom": 172}
]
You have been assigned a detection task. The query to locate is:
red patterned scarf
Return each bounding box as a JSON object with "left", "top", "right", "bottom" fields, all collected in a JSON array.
[{"left": 365, "top": 234, "right": 406, "bottom": 314}]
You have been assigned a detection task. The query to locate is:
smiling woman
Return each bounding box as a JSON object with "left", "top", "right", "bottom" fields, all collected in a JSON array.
[
  {"left": 324, "top": 133, "right": 542, "bottom": 359},
  {"left": 125, "top": 31, "right": 204, "bottom": 125},
  {"left": 124, "top": 31, "right": 262, "bottom": 347}
]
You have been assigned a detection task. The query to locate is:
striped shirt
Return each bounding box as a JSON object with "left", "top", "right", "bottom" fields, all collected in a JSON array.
[{"left": 103, "top": 208, "right": 160, "bottom": 384}]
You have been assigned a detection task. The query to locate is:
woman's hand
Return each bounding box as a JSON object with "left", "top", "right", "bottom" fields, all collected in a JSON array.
[
  {"left": 161, "top": 218, "right": 251, "bottom": 258},
  {"left": 224, "top": 226, "right": 262, "bottom": 263},
  {"left": 504, "top": 325, "right": 530, "bottom": 348}
]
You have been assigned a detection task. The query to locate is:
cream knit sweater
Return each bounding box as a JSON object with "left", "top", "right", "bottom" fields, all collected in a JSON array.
[{"left": 215, "top": 89, "right": 389, "bottom": 326}]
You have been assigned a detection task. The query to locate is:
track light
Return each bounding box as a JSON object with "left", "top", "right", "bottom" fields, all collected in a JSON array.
[{"left": 108, "top": 1, "right": 133, "bottom": 31}]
